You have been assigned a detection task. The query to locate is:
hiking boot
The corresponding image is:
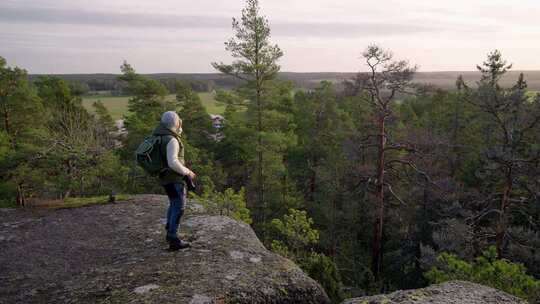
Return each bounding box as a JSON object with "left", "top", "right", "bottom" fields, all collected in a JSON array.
[{"left": 169, "top": 239, "right": 190, "bottom": 251}]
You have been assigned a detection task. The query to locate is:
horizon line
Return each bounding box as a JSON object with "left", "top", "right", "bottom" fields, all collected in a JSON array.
[{"left": 27, "top": 69, "right": 540, "bottom": 76}]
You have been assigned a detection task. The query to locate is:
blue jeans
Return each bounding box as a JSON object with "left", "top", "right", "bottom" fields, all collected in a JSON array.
[{"left": 163, "top": 183, "right": 186, "bottom": 241}]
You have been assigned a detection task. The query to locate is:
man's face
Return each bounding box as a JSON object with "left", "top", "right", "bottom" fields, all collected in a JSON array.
[{"left": 176, "top": 120, "right": 182, "bottom": 133}]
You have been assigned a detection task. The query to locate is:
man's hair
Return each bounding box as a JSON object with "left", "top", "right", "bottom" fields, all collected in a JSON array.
[{"left": 161, "top": 111, "right": 182, "bottom": 130}]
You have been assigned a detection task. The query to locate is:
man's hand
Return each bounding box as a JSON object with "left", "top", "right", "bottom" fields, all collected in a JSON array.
[{"left": 188, "top": 171, "right": 197, "bottom": 180}]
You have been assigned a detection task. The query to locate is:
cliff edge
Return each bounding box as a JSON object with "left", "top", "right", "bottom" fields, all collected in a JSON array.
[{"left": 0, "top": 194, "right": 330, "bottom": 303}]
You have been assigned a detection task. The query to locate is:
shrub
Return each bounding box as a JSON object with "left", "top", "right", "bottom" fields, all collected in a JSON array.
[
  {"left": 425, "top": 246, "right": 540, "bottom": 302},
  {"left": 191, "top": 186, "right": 252, "bottom": 224},
  {"left": 270, "top": 209, "right": 344, "bottom": 303},
  {"left": 301, "top": 252, "right": 345, "bottom": 303}
]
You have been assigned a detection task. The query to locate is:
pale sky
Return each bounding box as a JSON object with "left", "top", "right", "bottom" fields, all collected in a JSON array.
[{"left": 1, "top": 0, "right": 539, "bottom": 73}]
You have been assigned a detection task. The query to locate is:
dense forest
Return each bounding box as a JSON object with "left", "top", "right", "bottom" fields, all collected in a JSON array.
[{"left": 1, "top": 0, "right": 539, "bottom": 303}]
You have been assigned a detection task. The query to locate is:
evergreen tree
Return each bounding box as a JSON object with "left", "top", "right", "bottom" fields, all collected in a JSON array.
[
  {"left": 465, "top": 51, "right": 540, "bottom": 259},
  {"left": 92, "top": 100, "right": 116, "bottom": 133},
  {"left": 175, "top": 81, "right": 221, "bottom": 194},
  {"left": 289, "top": 81, "right": 355, "bottom": 259},
  {"left": 176, "top": 81, "right": 214, "bottom": 150},
  {"left": 213, "top": 0, "right": 285, "bottom": 229},
  {"left": 0, "top": 57, "right": 48, "bottom": 205},
  {"left": 117, "top": 62, "right": 176, "bottom": 193},
  {"left": 35, "top": 76, "right": 124, "bottom": 198},
  {"left": 352, "top": 45, "right": 418, "bottom": 281}
]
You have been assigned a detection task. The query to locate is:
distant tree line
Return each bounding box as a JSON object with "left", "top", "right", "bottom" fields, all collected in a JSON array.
[
  {"left": 29, "top": 72, "right": 357, "bottom": 95},
  {"left": 1, "top": 0, "right": 540, "bottom": 303},
  {"left": 28, "top": 73, "right": 243, "bottom": 96}
]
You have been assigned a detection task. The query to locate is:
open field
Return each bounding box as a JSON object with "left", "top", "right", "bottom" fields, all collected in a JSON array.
[
  {"left": 82, "top": 95, "right": 133, "bottom": 120},
  {"left": 82, "top": 87, "right": 536, "bottom": 121},
  {"left": 413, "top": 71, "right": 540, "bottom": 90},
  {"left": 199, "top": 92, "right": 226, "bottom": 114},
  {"left": 286, "top": 71, "right": 540, "bottom": 90},
  {"left": 82, "top": 92, "right": 224, "bottom": 120}
]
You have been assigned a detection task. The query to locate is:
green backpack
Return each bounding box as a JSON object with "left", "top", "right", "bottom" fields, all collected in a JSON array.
[{"left": 135, "top": 135, "right": 166, "bottom": 176}]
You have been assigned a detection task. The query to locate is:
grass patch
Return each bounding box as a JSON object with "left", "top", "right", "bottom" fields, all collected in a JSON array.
[
  {"left": 82, "top": 92, "right": 223, "bottom": 120},
  {"left": 34, "top": 194, "right": 133, "bottom": 209},
  {"left": 199, "top": 92, "right": 225, "bottom": 115},
  {"left": 82, "top": 95, "right": 132, "bottom": 120}
]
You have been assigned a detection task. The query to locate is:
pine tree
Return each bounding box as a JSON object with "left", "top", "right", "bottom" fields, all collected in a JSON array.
[
  {"left": 0, "top": 57, "right": 47, "bottom": 205},
  {"left": 212, "top": 0, "right": 284, "bottom": 228},
  {"left": 353, "top": 45, "right": 418, "bottom": 281},
  {"left": 116, "top": 62, "right": 176, "bottom": 192},
  {"left": 175, "top": 81, "right": 220, "bottom": 193},
  {"left": 466, "top": 51, "right": 540, "bottom": 259},
  {"left": 35, "top": 76, "right": 123, "bottom": 198},
  {"left": 176, "top": 81, "right": 214, "bottom": 149}
]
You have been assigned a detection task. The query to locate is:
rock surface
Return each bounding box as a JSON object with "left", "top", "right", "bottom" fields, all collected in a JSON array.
[
  {"left": 342, "top": 280, "right": 528, "bottom": 304},
  {"left": 0, "top": 195, "right": 330, "bottom": 303}
]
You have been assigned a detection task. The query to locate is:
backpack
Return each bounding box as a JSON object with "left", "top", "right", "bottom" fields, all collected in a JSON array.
[{"left": 135, "top": 135, "right": 167, "bottom": 176}]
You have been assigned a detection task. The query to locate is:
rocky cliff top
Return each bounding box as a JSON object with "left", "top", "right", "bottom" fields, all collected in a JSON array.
[
  {"left": 0, "top": 195, "right": 330, "bottom": 303},
  {"left": 342, "top": 280, "right": 528, "bottom": 304}
]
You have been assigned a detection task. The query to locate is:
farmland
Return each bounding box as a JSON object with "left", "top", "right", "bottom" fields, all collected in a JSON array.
[{"left": 82, "top": 92, "right": 224, "bottom": 120}]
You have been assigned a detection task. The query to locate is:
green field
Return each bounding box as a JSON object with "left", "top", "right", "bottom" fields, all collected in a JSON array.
[
  {"left": 82, "top": 92, "right": 224, "bottom": 120},
  {"left": 199, "top": 92, "right": 226, "bottom": 115},
  {"left": 82, "top": 95, "right": 132, "bottom": 120}
]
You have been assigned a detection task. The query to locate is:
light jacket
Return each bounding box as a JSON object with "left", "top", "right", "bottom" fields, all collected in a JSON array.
[{"left": 152, "top": 123, "right": 192, "bottom": 186}]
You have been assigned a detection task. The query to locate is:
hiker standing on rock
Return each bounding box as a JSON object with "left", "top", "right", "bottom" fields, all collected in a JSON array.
[{"left": 152, "top": 111, "right": 196, "bottom": 251}]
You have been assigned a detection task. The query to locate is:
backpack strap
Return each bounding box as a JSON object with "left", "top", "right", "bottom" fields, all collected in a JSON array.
[
  {"left": 156, "top": 135, "right": 165, "bottom": 175},
  {"left": 158, "top": 135, "right": 175, "bottom": 175}
]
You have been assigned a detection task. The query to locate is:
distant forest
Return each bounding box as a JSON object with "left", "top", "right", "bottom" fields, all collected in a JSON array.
[
  {"left": 2, "top": 0, "right": 540, "bottom": 303},
  {"left": 29, "top": 70, "right": 540, "bottom": 95}
]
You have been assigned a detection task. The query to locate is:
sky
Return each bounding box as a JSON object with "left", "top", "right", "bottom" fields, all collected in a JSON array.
[{"left": 1, "top": 0, "right": 540, "bottom": 74}]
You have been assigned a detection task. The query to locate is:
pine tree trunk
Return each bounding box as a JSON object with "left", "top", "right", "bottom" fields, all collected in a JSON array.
[
  {"left": 450, "top": 94, "right": 460, "bottom": 177},
  {"left": 496, "top": 170, "right": 512, "bottom": 259},
  {"left": 2, "top": 102, "right": 10, "bottom": 134},
  {"left": 16, "top": 183, "right": 26, "bottom": 207},
  {"left": 256, "top": 85, "right": 265, "bottom": 228},
  {"left": 64, "top": 159, "right": 73, "bottom": 199},
  {"left": 372, "top": 115, "right": 386, "bottom": 280},
  {"left": 308, "top": 157, "right": 317, "bottom": 202},
  {"left": 2, "top": 101, "right": 15, "bottom": 149},
  {"left": 253, "top": 32, "right": 266, "bottom": 231}
]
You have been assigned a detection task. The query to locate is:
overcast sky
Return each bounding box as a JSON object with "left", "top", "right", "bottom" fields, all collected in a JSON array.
[{"left": 1, "top": 0, "right": 539, "bottom": 73}]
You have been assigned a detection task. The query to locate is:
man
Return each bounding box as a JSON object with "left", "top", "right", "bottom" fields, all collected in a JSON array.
[{"left": 153, "top": 111, "right": 196, "bottom": 251}]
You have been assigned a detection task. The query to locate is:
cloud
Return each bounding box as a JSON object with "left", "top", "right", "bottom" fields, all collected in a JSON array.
[
  {"left": 1, "top": 0, "right": 539, "bottom": 73},
  {"left": 0, "top": 6, "right": 231, "bottom": 29},
  {"left": 0, "top": 5, "right": 447, "bottom": 38},
  {"left": 272, "top": 21, "right": 443, "bottom": 38}
]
